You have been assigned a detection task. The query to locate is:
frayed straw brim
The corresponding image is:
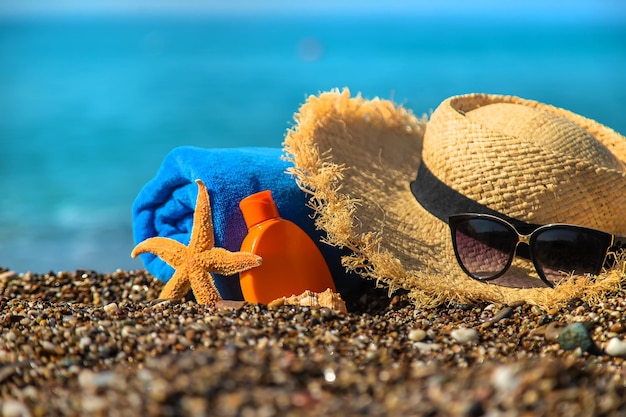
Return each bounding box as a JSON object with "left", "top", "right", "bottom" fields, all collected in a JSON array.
[{"left": 284, "top": 89, "right": 626, "bottom": 309}]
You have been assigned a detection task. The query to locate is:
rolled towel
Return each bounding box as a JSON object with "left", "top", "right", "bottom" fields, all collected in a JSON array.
[{"left": 132, "top": 146, "right": 365, "bottom": 301}]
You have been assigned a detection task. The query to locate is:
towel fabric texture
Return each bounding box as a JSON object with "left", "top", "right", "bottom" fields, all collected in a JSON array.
[{"left": 132, "top": 146, "right": 365, "bottom": 301}]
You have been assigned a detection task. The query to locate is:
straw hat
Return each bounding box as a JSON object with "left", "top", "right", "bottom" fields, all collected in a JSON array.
[{"left": 284, "top": 89, "right": 626, "bottom": 308}]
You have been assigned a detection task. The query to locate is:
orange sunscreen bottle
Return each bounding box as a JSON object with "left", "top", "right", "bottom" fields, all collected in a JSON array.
[{"left": 238, "top": 190, "right": 336, "bottom": 304}]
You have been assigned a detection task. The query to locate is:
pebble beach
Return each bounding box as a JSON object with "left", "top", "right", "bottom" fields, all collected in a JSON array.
[{"left": 1, "top": 266, "right": 626, "bottom": 416}]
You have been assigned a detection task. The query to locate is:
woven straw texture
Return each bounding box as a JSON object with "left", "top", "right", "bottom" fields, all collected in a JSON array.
[
  {"left": 283, "top": 89, "right": 626, "bottom": 309},
  {"left": 425, "top": 95, "right": 626, "bottom": 231}
]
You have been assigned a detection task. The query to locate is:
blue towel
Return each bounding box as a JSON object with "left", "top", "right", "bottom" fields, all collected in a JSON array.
[{"left": 132, "top": 146, "right": 365, "bottom": 301}]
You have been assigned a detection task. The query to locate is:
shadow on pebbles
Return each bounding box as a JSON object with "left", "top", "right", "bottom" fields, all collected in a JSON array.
[{"left": 1, "top": 266, "right": 626, "bottom": 416}]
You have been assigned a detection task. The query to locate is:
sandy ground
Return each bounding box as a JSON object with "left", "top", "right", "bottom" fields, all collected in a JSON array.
[{"left": 1, "top": 267, "right": 625, "bottom": 416}]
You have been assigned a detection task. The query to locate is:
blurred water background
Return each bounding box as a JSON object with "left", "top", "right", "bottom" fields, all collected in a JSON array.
[{"left": 0, "top": 1, "right": 625, "bottom": 273}]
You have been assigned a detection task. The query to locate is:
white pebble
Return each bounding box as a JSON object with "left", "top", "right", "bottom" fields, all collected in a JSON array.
[
  {"left": 78, "top": 370, "right": 119, "bottom": 391},
  {"left": 103, "top": 302, "right": 119, "bottom": 314},
  {"left": 62, "top": 315, "right": 77, "bottom": 324},
  {"left": 78, "top": 370, "right": 96, "bottom": 390},
  {"left": 79, "top": 337, "right": 92, "bottom": 350},
  {"left": 41, "top": 341, "right": 58, "bottom": 353},
  {"left": 121, "top": 326, "right": 137, "bottom": 338},
  {"left": 1, "top": 400, "right": 31, "bottom": 417},
  {"left": 451, "top": 327, "right": 479, "bottom": 344},
  {"left": 0, "top": 271, "right": 17, "bottom": 281},
  {"left": 81, "top": 396, "right": 108, "bottom": 413},
  {"left": 323, "top": 368, "right": 336, "bottom": 383},
  {"left": 491, "top": 365, "right": 520, "bottom": 393},
  {"left": 413, "top": 342, "right": 442, "bottom": 352},
  {"left": 408, "top": 329, "right": 427, "bottom": 342},
  {"left": 605, "top": 337, "right": 626, "bottom": 357}
]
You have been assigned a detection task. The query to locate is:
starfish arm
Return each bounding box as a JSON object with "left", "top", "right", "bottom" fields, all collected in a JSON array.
[
  {"left": 200, "top": 247, "right": 262, "bottom": 276},
  {"left": 188, "top": 179, "right": 215, "bottom": 251},
  {"left": 159, "top": 269, "right": 192, "bottom": 300},
  {"left": 131, "top": 236, "right": 188, "bottom": 268},
  {"left": 187, "top": 270, "right": 223, "bottom": 306}
]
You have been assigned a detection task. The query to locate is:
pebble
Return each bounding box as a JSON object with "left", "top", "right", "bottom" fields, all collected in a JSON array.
[
  {"left": 491, "top": 365, "right": 520, "bottom": 393},
  {"left": 81, "top": 395, "right": 108, "bottom": 414},
  {"left": 103, "top": 302, "right": 120, "bottom": 314},
  {"left": 450, "top": 327, "right": 479, "bottom": 344},
  {"left": 413, "top": 342, "right": 442, "bottom": 352},
  {"left": 545, "top": 322, "right": 565, "bottom": 342},
  {"left": 79, "top": 337, "right": 92, "bottom": 350},
  {"left": 215, "top": 300, "right": 246, "bottom": 310},
  {"left": 1, "top": 400, "right": 30, "bottom": 417},
  {"left": 41, "top": 340, "right": 59, "bottom": 354},
  {"left": 481, "top": 306, "right": 514, "bottom": 328},
  {"left": 605, "top": 338, "right": 626, "bottom": 357},
  {"left": 489, "top": 306, "right": 514, "bottom": 323},
  {"left": 408, "top": 329, "right": 427, "bottom": 342},
  {"left": 0, "top": 270, "right": 17, "bottom": 281},
  {"left": 558, "top": 322, "right": 594, "bottom": 352}
]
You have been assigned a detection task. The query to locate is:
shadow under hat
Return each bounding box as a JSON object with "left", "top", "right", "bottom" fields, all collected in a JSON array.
[{"left": 284, "top": 88, "right": 626, "bottom": 308}]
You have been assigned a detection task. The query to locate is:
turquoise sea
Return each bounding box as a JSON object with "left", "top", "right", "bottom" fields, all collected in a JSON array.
[{"left": 0, "top": 14, "right": 625, "bottom": 273}]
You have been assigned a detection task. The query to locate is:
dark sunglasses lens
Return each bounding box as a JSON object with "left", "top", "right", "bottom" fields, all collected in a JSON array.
[
  {"left": 453, "top": 218, "right": 517, "bottom": 280},
  {"left": 533, "top": 228, "right": 609, "bottom": 285}
]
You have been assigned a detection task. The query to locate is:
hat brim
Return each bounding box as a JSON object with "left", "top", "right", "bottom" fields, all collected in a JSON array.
[{"left": 284, "top": 89, "right": 625, "bottom": 308}]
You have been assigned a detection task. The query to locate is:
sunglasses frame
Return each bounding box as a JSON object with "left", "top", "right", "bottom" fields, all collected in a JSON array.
[{"left": 448, "top": 213, "right": 626, "bottom": 288}]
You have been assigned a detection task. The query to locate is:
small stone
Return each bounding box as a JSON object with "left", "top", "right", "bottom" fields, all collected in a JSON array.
[
  {"left": 491, "top": 365, "right": 520, "bottom": 393},
  {"left": 530, "top": 305, "right": 543, "bottom": 316},
  {"left": 103, "top": 302, "right": 119, "bottom": 314},
  {"left": 451, "top": 327, "right": 479, "bottom": 344},
  {"left": 41, "top": 341, "right": 60, "bottom": 354},
  {"left": 81, "top": 395, "right": 108, "bottom": 413},
  {"left": 323, "top": 368, "right": 336, "bottom": 383},
  {"left": 605, "top": 338, "right": 626, "bottom": 357},
  {"left": 489, "top": 306, "right": 514, "bottom": 323},
  {"left": 79, "top": 337, "right": 92, "bottom": 350},
  {"left": 78, "top": 370, "right": 96, "bottom": 389},
  {"left": 0, "top": 270, "right": 17, "bottom": 281},
  {"left": 507, "top": 300, "right": 526, "bottom": 308},
  {"left": 149, "top": 298, "right": 181, "bottom": 307},
  {"left": 215, "top": 300, "right": 246, "bottom": 310},
  {"left": 558, "top": 322, "right": 593, "bottom": 352},
  {"left": 1, "top": 400, "right": 31, "bottom": 417},
  {"left": 413, "top": 342, "right": 442, "bottom": 352},
  {"left": 320, "top": 307, "right": 338, "bottom": 322},
  {"left": 609, "top": 322, "right": 625, "bottom": 333},
  {"left": 571, "top": 347, "right": 584, "bottom": 358},
  {"left": 481, "top": 306, "right": 515, "bottom": 328},
  {"left": 545, "top": 322, "right": 565, "bottom": 342},
  {"left": 121, "top": 326, "right": 137, "bottom": 338},
  {"left": 181, "top": 397, "right": 208, "bottom": 416},
  {"left": 78, "top": 370, "right": 119, "bottom": 392},
  {"left": 408, "top": 329, "right": 427, "bottom": 342},
  {"left": 566, "top": 297, "right": 585, "bottom": 309}
]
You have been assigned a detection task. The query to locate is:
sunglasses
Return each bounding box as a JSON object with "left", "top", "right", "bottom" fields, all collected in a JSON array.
[{"left": 449, "top": 213, "right": 626, "bottom": 288}]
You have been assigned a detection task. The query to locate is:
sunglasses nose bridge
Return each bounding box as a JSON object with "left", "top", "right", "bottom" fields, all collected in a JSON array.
[{"left": 517, "top": 232, "right": 531, "bottom": 246}]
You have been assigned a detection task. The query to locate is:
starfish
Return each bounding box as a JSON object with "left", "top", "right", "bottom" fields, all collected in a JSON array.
[{"left": 131, "top": 179, "right": 262, "bottom": 306}]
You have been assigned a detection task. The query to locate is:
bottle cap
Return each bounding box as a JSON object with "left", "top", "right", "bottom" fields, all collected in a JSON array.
[{"left": 239, "top": 190, "right": 280, "bottom": 228}]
